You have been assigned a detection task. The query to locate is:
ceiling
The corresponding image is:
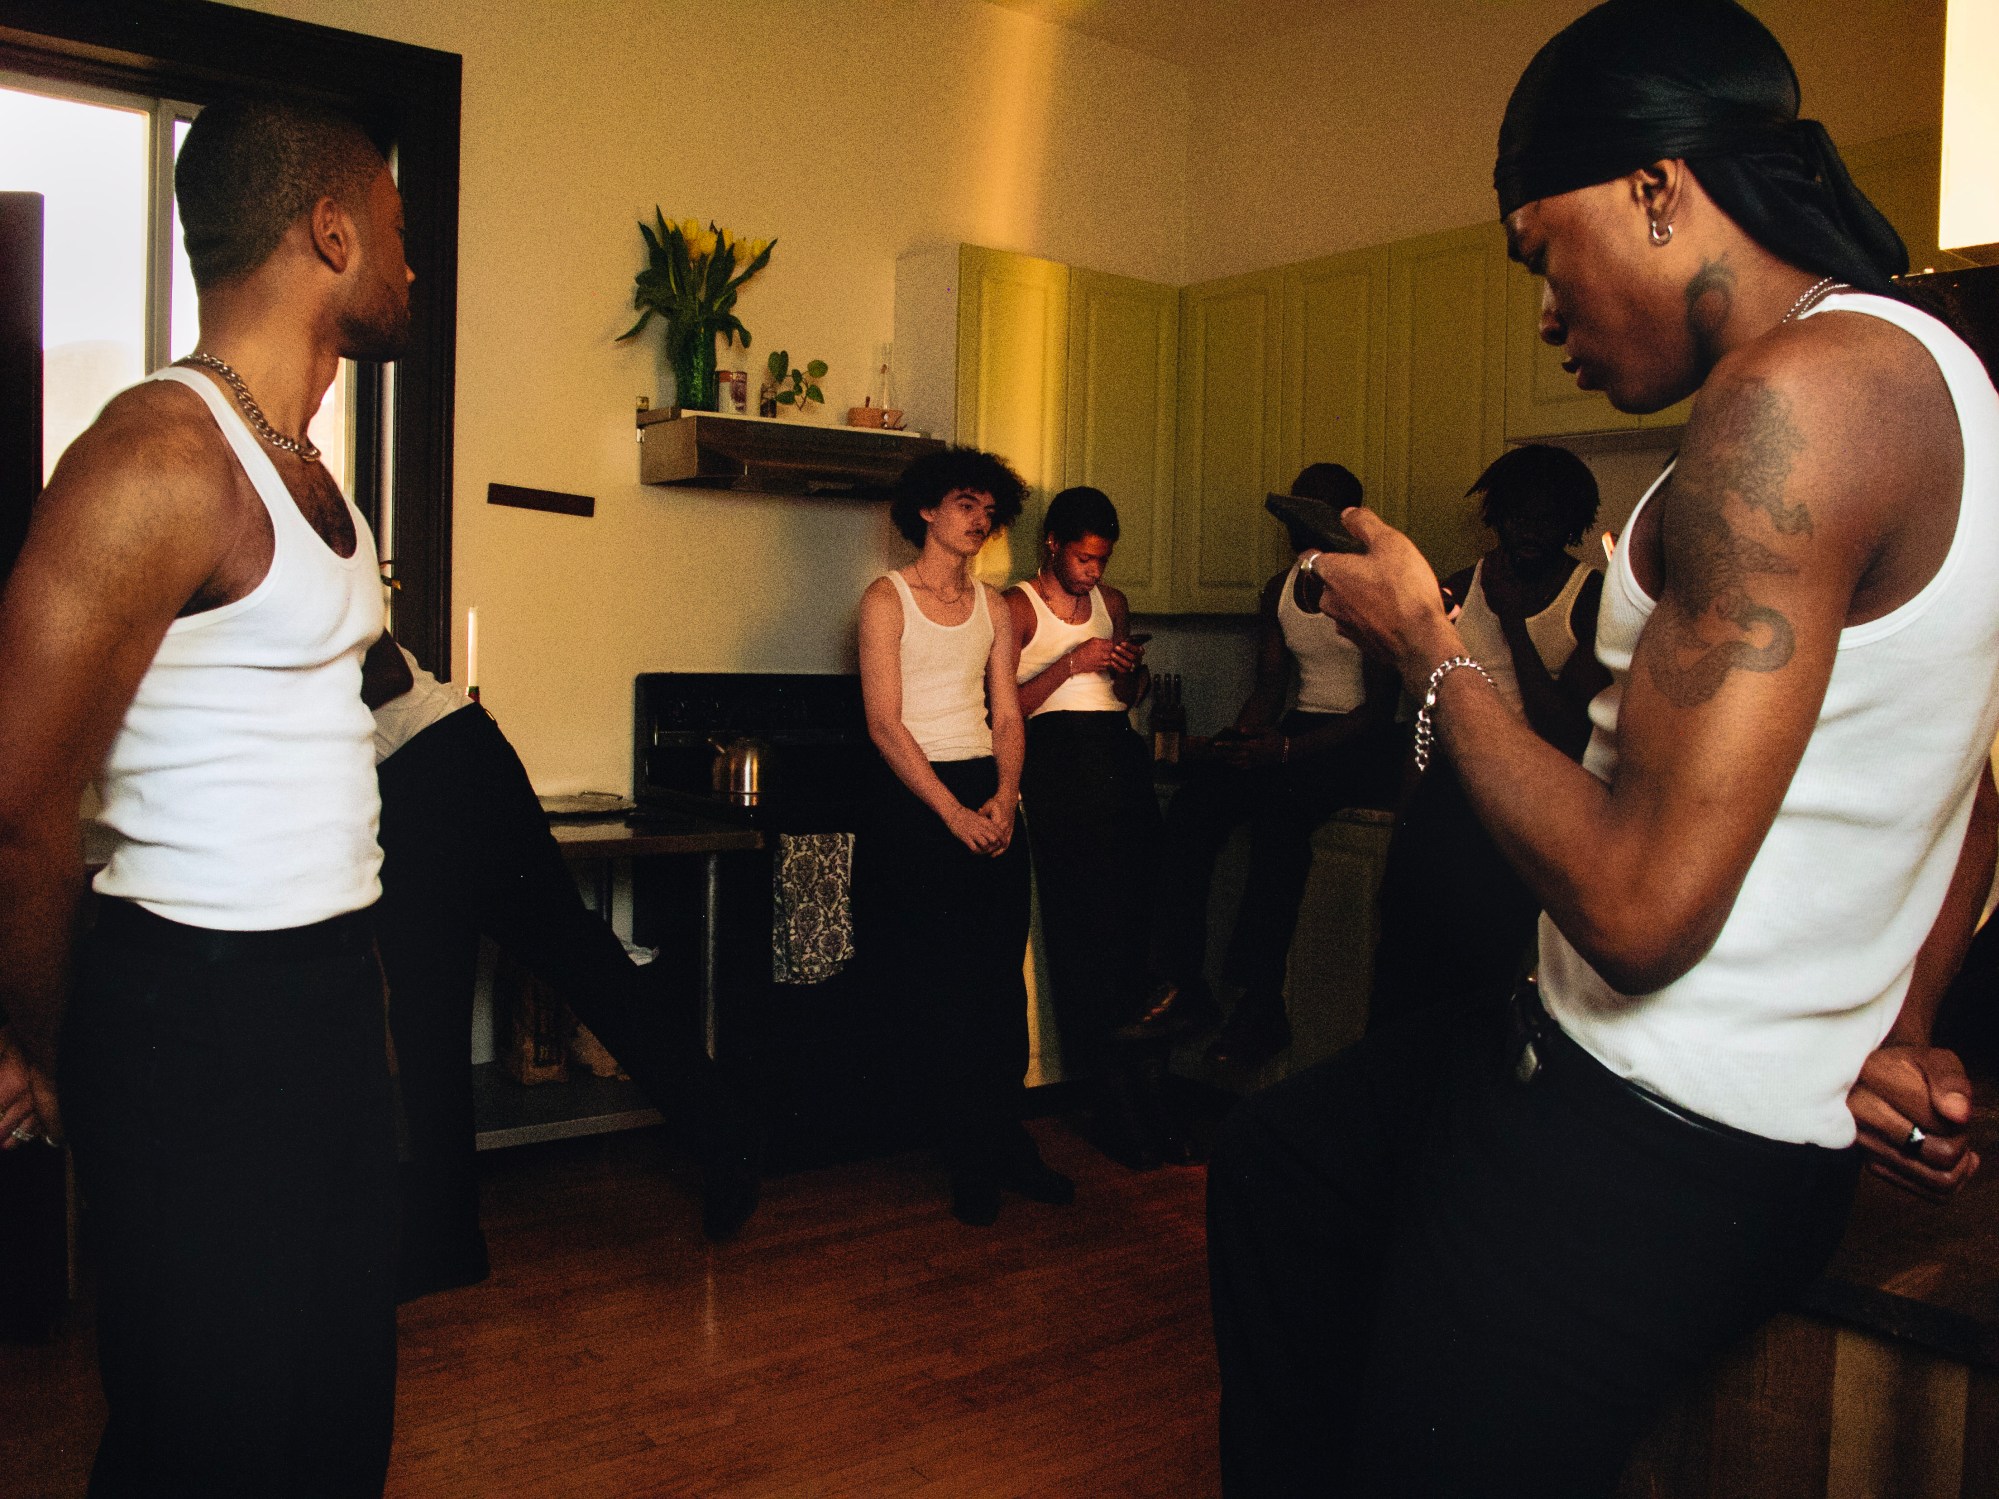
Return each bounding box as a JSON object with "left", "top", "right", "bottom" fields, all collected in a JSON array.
[{"left": 981, "top": 0, "right": 1349, "bottom": 69}]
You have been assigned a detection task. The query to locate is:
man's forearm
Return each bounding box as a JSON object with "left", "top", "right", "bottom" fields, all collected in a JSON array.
[{"left": 0, "top": 831, "right": 85, "bottom": 1071}]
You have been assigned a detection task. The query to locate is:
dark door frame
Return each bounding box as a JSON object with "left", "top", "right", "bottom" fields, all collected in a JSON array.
[{"left": 0, "top": 0, "right": 461, "bottom": 674}]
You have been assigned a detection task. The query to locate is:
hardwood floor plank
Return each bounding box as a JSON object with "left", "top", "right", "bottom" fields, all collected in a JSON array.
[{"left": 4, "top": 1118, "right": 1219, "bottom": 1497}]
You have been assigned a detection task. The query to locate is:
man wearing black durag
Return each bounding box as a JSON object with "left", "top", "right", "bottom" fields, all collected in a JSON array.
[{"left": 1207, "top": 2, "right": 1999, "bottom": 1495}]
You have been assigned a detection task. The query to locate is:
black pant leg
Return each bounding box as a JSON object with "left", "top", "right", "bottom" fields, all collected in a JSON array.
[
  {"left": 1207, "top": 1004, "right": 1457, "bottom": 1496},
  {"left": 377, "top": 717, "right": 489, "bottom": 1289},
  {"left": 61, "top": 922, "right": 397, "bottom": 1499},
  {"left": 1367, "top": 765, "right": 1539, "bottom": 1031},
  {"left": 860, "top": 758, "right": 1032, "bottom": 1178},
  {"left": 1024, "top": 714, "right": 1159, "bottom": 1074},
  {"left": 1210, "top": 998, "right": 1861, "bottom": 1498},
  {"left": 1149, "top": 765, "right": 1261, "bottom": 986},
  {"left": 386, "top": 708, "right": 734, "bottom": 1177},
  {"left": 1219, "top": 719, "right": 1387, "bottom": 998}
]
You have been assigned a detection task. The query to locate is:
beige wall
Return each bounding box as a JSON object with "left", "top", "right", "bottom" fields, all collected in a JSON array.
[
  {"left": 230, "top": 0, "right": 1189, "bottom": 792},
  {"left": 1184, "top": 0, "right": 1947, "bottom": 281},
  {"left": 219, "top": 0, "right": 1944, "bottom": 790}
]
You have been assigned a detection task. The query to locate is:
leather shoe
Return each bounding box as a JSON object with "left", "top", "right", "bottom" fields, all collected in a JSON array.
[
  {"left": 1001, "top": 1157, "right": 1076, "bottom": 1206},
  {"left": 1205, "top": 995, "right": 1291, "bottom": 1071},
  {"left": 1119, "top": 976, "right": 1221, "bottom": 1039},
  {"left": 951, "top": 1173, "right": 1003, "bottom": 1226},
  {"left": 701, "top": 1147, "right": 761, "bottom": 1242}
]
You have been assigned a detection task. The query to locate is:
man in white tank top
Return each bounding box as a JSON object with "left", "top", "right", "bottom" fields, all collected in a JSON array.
[
  {"left": 1368, "top": 445, "right": 1608, "bottom": 1029},
  {"left": 1212, "top": 4, "right": 1999, "bottom": 1495},
  {"left": 1004, "top": 487, "right": 1167, "bottom": 1165},
  {"left": 0, "top": 100, "right": 412, "bottom": 1494}
]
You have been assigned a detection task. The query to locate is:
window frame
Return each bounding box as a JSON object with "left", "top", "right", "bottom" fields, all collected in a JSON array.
[{"left": 0, "top": 0, "right": 461, "bottom": 674}]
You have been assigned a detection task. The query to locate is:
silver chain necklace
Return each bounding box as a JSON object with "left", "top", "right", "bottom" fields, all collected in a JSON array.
[
  {"left": 178, "top": 351, "right": 321, "bottom": 464},
  {"left": 1780, "top": 276, "right": 1844, "bottom": 326}
]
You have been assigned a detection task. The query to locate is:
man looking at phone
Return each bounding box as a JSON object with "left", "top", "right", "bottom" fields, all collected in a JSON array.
[
  {"left": 1143, "top": 463, "right": 1401, "bottom": 1073},
  {"left": 1006, "top": 488, "right": 1166, "bottom": 1162},
  {"left": 1207, "top": 2, "right": 1999, "bottom": 1494}
]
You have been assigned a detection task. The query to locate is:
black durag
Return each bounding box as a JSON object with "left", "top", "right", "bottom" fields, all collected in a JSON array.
[{"left": 1494, "top": 0, "right": 1906, "bottom": 295}]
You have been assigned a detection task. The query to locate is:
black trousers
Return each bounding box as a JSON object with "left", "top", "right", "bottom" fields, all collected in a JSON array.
[
  {"left": 1022, "top": 711, "right": 1160, "bottom": 1075},
  {"left": 60, "top": 900, "right": 398, "bottom": 1499},
  {"left": 1151, "top": 711, "right": 1397, "bottom": 997},
  {"left": 855, "top": 756, "right": 1036, "bottom": 1177},
  {"left": 1367, "top": 763, "right": 1539, "bottom": 1031},
  {"left": 1207, "top": 992, "right": 1859, "bottom": 1498},
  {"left": 375, "top": 705, "right": 732, "bottom": 1290}
]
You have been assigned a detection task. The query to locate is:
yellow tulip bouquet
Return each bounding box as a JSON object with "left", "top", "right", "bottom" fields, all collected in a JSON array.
[{"left": 620, "top": 210, "right": 775, "bottom": 411}]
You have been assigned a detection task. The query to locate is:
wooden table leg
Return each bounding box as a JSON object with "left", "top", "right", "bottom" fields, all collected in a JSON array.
[{"left": 702, "top": 851, "right": 720, "bottom": 1061}]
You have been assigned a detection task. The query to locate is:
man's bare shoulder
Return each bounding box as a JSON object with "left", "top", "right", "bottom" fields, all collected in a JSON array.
[
  {"left": 1680, "top": 309, "right": 1957, "bottom": 549},
  {"left": 858, "top": 574, "right": 903, "bottom": 627},
  {"left": 44, "top": 379, "right": 241, "bottom": 524}
]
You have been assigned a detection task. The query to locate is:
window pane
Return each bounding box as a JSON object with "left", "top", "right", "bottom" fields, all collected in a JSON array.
[
  {"left": 0, "top": 86, "right": 147, "bottom": 481},
  {"left": 168, "top": 115, "right": 197, "bottom": 363}
]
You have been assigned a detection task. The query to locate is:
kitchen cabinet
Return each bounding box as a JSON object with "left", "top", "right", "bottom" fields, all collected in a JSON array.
[
  {"left": 1384, "top": 221, "right": 1510, "bottom": 581},
  {"left": 897, "top": 246, "right": 1180, "bottom": 591},
  {"left": 1173, "top": 266, "right": 1286, "bottom": 612},
  {"left": 896, "top": 244, "right": 1068, "bottom": 582},
  {"left": 1280, "top": 243, "right": 1390, "bottom": 527},
  {"left": 1063, "top": 267, "right": 1180, "bottom": 612}
]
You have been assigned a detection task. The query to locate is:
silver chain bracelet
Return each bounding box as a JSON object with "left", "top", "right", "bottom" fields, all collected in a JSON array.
[{"left": 1412, "top": 655, "right": 1494, "bottom": 774}]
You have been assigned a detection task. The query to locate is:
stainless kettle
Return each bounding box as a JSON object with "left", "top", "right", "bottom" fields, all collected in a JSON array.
[{"left": 709, "top": 735, "right": 770, "bottom": 804}]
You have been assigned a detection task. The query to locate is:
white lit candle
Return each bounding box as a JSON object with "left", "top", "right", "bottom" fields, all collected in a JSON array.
[{"left": 465, "top": 606, "right": 479, "bottom": 701}]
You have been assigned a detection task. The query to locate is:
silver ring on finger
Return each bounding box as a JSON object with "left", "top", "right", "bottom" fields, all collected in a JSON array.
[
  {"left": 9, "top": 1125, "right": 37, "bottom": 1144},
  {"left": 1902, "top": 1123, "right": 1928, "bottom": 1152}
]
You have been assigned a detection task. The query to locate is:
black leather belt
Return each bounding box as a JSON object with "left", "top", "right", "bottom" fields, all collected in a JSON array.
[
  {"left": 92, "top": 896, "right": 375, "bottom": 964},
  {"left": 1506, "top": 979, "right": 1810, "bottom": 1156}
]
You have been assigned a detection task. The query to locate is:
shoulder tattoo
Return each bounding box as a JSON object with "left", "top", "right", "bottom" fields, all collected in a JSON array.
[{"left": 1648, "top": 379, "right": 1810, "bottom": 708}]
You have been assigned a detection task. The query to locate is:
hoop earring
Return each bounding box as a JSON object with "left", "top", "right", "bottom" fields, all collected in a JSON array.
[{"left": 1648, "top": 219, "right": 1674, "bottom": 247}]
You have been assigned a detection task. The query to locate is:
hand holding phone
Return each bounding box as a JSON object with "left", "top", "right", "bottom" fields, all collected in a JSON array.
[{"left": 1267, "top": 492, "right": 1364, "bottom": 616}]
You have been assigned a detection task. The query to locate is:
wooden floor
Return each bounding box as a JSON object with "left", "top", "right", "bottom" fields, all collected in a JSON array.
[{"left": 1, "top": 1119, "right": 1221, "bottom": 1498}]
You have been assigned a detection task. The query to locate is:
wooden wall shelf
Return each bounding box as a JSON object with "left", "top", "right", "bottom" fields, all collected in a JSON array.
[{"left": 637, "top": 410, "right": 944, "bottom": 499}]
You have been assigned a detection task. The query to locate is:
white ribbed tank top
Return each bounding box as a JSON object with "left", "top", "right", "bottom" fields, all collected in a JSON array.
[
  {"left": 888, "top": 571, "right": 994, "bottom": 761},
  {"left": 1012, "top": 583, "right": 1124, "bottom": 716},
  {"left": 1539, "top": 291, "right": 1999, "bottom": 1145},
  {"left": 1454, "top": 558, "right": 1589, "bottom": 718},
  {"left": 92, "top": 367, "right": 385, "bottom": 929},
  {"left": 1277, "top": 577, "right": 1367, "bottom": 713}
]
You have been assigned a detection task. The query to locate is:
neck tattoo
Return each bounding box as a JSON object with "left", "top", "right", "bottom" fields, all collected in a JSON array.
[{"left": 178, "top": 352, "right": 322, "bottom": 464}]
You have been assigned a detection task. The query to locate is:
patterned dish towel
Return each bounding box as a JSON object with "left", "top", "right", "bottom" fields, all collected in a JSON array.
[{"left": 771, "top": 831, "right": 855, "bottom": 984}]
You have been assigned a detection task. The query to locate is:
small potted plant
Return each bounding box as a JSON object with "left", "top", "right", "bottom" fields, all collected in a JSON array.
[
  {"left": 618, "top": 210, "right": 773, "bottom": 412},
  {"left": 767, "top": 350, "right": 827, "bottom": 417}
]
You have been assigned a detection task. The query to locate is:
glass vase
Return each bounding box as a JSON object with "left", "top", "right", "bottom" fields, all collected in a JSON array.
[{"left": 669, "top": 328, "right": 718, "bottom": 413}]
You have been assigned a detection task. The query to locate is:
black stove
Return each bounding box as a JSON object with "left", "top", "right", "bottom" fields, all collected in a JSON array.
[
  {"left": 628, "top": 672, "right": 905, "bottom": 1167},
  {"left": 632, "top": 671, "right": 874, "bottom": 832}
]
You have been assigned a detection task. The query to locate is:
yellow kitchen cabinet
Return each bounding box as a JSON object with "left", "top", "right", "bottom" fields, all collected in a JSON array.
[
  {"left": 1384, "top": 221, "right": 1510, "bottom": 580},
  {"left": 895, "top": 244, "right": 1069, "bottom": 582},
  {"left": 1063, "top": 267, "right": 1180, "bottom": 613},
  {"left": 1280, "top": 243, "right": 1390, "bottom": 524},
  {"left": 1845, "top": 127, "right": 1971, "bottom": 277},
  {"left": 1174, "top": 266, "right": 1286, "bottom": 612}
]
